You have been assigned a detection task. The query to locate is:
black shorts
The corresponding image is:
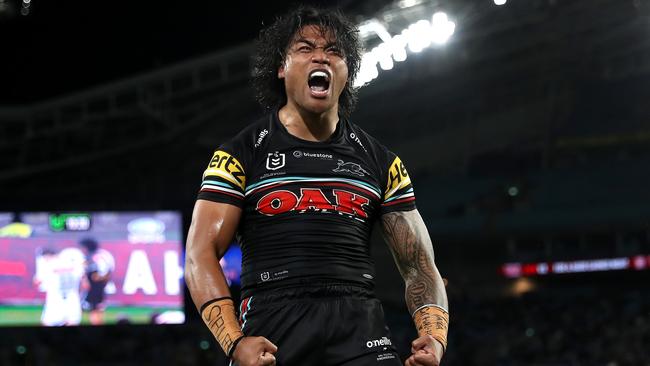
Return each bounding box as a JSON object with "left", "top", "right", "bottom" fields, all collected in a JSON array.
[
  {"left": 237, "top": 284, "right": 402, "bottom": 366},
  {"left": 83, "top": 282, "right": 106, "bottom": 311}
]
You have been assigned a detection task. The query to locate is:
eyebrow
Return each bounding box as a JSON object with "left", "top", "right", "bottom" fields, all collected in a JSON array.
[{"left": 294, "top": 38, "right": 338, "bottom": 48}]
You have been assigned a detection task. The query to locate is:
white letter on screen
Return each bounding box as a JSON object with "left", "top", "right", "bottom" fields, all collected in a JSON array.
[
  {"left": 164, "top": 250, "right": 183, "bottom": 295},
  {"left": 123, "top": 250, "right": 157, "bottom": 295}
]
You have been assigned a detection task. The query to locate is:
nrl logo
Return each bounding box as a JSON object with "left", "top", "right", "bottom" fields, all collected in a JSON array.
[
  {"left": 266, "top": 151, "right": 285, "bottom": 170},
  {"left": 333, "top": 159, "right": 369, "bottom": 177}
]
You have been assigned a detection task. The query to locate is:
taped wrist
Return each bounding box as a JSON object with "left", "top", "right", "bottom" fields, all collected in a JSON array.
[
  {"left": 412, "top": 304, "right": 449, "bottom": 352},
  {"left": 200, "top": 297, "right": 244, "bottom": 357}
]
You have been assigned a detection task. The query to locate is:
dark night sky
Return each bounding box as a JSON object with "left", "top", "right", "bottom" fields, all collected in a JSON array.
[{"left": 1, "top": 0, "right": 385, "bottom": 105}]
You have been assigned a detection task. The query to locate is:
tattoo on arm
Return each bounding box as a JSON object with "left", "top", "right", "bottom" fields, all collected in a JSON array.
[{"left": 381, "top": 210, "right": 447, "bottom": 313}]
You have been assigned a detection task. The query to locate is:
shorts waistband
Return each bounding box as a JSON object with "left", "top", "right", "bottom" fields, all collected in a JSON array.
[{"left": 242, "top": 283, "right": 375, "bottom": 305}]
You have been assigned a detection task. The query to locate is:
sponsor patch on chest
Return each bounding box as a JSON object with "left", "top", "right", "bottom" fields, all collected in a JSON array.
[{"left": 255, "top": 188, "right": 371, "bottom": 220}]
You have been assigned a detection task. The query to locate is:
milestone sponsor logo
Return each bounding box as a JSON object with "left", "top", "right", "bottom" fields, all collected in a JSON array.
[
  {"left": 254, "top": 129, "right": 269, "bottom": 148},
  {"left": 333, "top": 159, "right": 370, "bottom": 177},
  {"left": 293, "top": 150, "right": 333, "bottom": 160},
  {"left": 259, "top": 171, "right": 286, "bottom": 180},
  {"left": 349, "top": 132, "right": 368, "bottom": 153},
  {"left": 366, "top": 337, "right": 392, "bottom": 348},
  {"left": 255, "top": 188, "right": 371, "bottom": 219},
  {"left": 266, "top": 151, "right": 285, "bottom": 171}
]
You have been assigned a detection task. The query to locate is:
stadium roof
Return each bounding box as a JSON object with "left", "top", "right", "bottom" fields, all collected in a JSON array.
[{"left": 0, "top": 0, "right": 392, "bottom": 104}]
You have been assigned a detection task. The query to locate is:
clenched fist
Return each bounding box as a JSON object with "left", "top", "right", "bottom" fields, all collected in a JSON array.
[
  {"left": 404, "top": 335, "right": 443, "bottom": 366},
  {"left": 232, "top": 336, "right": 278, "bottom": 366}
]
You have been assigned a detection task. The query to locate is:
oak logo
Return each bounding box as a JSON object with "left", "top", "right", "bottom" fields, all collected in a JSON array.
[
  {"left": 266, "top": 152, "right": 285, "bottom": 171},
  {"left": 256, "top": 188, "right": 370, "bottom": 218},
  {"left": 203, "top": 150, "right": 246, "bottom": 190}
]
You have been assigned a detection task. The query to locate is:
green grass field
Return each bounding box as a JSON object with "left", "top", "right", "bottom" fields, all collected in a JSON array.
[{"left": 0, "top": 305, "right": 183, "bottom": 326}]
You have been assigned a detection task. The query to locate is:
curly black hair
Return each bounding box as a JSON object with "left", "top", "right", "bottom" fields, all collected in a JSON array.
[
  {"left": 79, "top": 237, "right": 99, "bottom": 253},
  {"left": 251, "top": 5, "right": 362, "bottom": 119}
]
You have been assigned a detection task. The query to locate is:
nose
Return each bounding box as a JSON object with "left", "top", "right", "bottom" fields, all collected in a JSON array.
[{"left": 311, "top": 47, "right": 330, "bottom": 64}]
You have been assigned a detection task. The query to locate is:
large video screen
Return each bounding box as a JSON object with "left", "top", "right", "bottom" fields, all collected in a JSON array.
[{"left": 0, "top": 211, "right": 185, "bottom": 327}]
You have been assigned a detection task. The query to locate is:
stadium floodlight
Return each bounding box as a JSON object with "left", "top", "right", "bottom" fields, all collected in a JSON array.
[
  {"left": 354, "top": 52, "right": 380, "bottom": 87},
  {"left": 406, "top": 20, "right": 432, "bottom": 53},
  {"left": 353, "top": 10, "right": 456, "bottom": 87},
  {"left": 358, "top": 20, "right": 393, "bottom": 43},
  {"left": 398, "top": 0, "right": 421, "bottom": 9},
  {"left": 389, "top": 34, "right": 408, "bottom": 62},
  {"left": 494, "top": 0, "right": 507, "bottom": 5},
  {"left": 375, "top": 43, "right": 394, "bottom": 71},
  {"left": 431, "top": 12, "right": 455, "bottom": 45},
  {"left": 20, "top": 0, "right": 29, "bottom": 16}
]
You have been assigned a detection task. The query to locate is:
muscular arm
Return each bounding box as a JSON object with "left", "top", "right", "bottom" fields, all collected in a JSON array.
[
  {"left": 184, "top": 199, "right": 242, "bottom": 311},
  {"left": 380, "top": 209, "right": 447, "bottom": 313},
  {"left": 185, "top": 199, "right": 278, "bottom": 365},
  {"left": 381, "top": 209, "right": 448, "bottom": 364}
]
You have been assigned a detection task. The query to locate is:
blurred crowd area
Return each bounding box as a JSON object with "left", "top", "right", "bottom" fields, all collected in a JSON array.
[
  {"left": 1, "top": 280, "right": 648, "bottom": 366},
  {"left": 391, "top": 286, "right": 650, "bottom": 366}
]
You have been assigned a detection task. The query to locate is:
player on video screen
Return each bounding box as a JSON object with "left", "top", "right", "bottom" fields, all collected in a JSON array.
[
  {"left": 79, "top": 238, "right": 115, "bottom": 325},
  {"left": 33, "top": 247, "right": 85, "bottom": 326}
]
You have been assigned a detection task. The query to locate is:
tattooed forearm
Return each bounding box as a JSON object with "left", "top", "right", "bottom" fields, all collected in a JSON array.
[{"left": 381, "top": 210, "right": 448, "bottom": 313}]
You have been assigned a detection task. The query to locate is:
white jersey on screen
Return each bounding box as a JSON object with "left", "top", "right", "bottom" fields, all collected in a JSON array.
[{"left": 35, "top": 248, "right": 85, "bottom": 326}]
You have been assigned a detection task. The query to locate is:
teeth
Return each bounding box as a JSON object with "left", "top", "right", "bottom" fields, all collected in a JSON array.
[{"left": 309, "top": 71, "right": 330, "bottom": 81}]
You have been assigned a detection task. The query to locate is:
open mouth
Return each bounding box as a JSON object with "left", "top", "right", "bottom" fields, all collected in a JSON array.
[{"left": 308, "top": 70, "right": 331, "bottom": 97}]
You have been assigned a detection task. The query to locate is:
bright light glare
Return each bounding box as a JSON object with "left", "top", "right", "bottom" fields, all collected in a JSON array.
[
  {"left": 432, "top": 11, "right": 448, "bottom": 24},
  {"left": 358, "top": 20, "right": 393, "bottom": 43},
  {"left": 353, "top": 11, "right": 456, "bottom": 87},
  {"left": 354, "top": 53, "right": 380, "bottom": 87},
  {"left": 398, "top": 0, "right": 420, "bottom": 8},
  {"left": 374, "top": 43, "right": 394, "bottom": 71},
  {"left": 431, "top": 12, "right": 455, "bottom": 45},
  {"left": 494, "top": 0, "right": 507, "bottom": 5},
  {"left": 406, "top": 20, "right": 432, "bottom": 53}
]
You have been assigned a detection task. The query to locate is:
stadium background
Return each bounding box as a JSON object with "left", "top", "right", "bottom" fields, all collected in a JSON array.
[{"left": 1, "top": 0, "right": 649, "bottom": 365}]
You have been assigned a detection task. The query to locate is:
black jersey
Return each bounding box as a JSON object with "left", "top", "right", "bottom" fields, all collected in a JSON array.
[{"left": 197, "top": 111, "right": 416, "bottom": 297}]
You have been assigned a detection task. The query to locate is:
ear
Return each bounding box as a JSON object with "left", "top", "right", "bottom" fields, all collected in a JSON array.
[{"left": 278, "top": 63, "right": 286, "bottom": 79}]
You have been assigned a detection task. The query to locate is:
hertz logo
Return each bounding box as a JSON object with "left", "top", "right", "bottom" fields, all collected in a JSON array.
[
  {"left": 384, "top": 156, "right": 410, "bottom": 200},
  {"left": 203, "top": 150, "right": 246, "bottom": 190}
]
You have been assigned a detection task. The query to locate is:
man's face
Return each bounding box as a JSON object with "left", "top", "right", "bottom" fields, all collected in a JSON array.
[{"left": 278, "top": 25, "right": 349, "bottom": 115}]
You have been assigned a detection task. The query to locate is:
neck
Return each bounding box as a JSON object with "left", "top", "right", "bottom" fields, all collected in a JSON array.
[{"left": 278, "top": 103, "right": 340, "bottom": 142}]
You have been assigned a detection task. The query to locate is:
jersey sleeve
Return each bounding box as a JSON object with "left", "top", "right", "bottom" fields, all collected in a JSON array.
[
  {"left": 381, "top": 153, "right": 416, "bottom": 214},
  {"left": 197, "top": 143, "right": 248, "bottom": 208},
  {"left": 93, "top": 250, "right": 114, "bottom": 276}
]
